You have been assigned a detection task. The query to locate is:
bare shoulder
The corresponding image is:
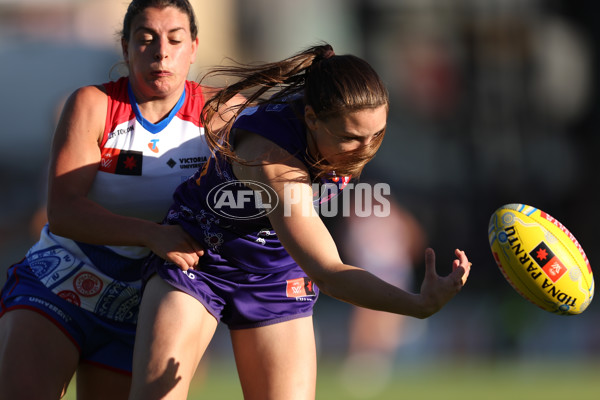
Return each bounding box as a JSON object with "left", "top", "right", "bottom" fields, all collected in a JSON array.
[
  {"left": 57, "top": 84, "right": 108, "bottom": 144},
  {"left": 67, "top": 84, "right": 107, "bottom": 108}
]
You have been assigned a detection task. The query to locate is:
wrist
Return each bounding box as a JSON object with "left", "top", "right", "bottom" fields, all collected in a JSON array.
[
  {"left": 137, "top": 220, "right": 161, "bottom": 249},
  {"left": 413, "top": 293, "right": 439, "bottom": 319}
]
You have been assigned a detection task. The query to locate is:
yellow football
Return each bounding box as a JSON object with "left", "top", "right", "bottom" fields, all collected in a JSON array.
[{"left": 488, "top": 203, "right": 594, "bottom": 315}]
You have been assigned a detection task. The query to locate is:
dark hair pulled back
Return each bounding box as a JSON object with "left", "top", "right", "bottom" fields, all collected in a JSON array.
[
  {"left": 120, "top": 0, "right": 198, "bottom": 41},
  {"left": 201, "top": 43, "right": 389, "bottom": 179}
]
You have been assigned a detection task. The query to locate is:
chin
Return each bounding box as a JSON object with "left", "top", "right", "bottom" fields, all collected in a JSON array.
[{"left": 149, "top": 79, "right": 176, "bottom": 95}]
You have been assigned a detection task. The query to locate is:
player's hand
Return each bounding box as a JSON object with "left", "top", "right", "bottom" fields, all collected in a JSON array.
[
  {"left": 146, "top": 224, "right": 205, "bottom": 271},
  {"left": 417, "top": 248, "right": 471, "bottom": 318}
]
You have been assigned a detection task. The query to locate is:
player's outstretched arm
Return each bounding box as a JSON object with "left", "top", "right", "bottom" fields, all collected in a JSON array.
[{"left": 232, "top": 131, "right": 472, "bottom": 319}]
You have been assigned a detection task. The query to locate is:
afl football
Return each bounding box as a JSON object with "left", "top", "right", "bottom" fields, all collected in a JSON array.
[{"left": 488, "top": 204, "right": 593, "bottom": 315}]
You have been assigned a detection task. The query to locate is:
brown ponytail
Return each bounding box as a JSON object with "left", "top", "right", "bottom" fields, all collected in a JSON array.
[{"left": 200, "top": 43, "right": 388, "bottom": 179}]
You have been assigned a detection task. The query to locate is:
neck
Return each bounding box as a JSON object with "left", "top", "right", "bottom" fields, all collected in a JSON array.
[
  {"left": 129, "top": 82, "right": 185, "bottom": 124},
  {"left": 305, "top": 128, "right": 319, "bottom": 162}
]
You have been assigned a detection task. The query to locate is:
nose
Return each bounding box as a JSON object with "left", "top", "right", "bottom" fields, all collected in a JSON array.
[{"left": 154, "top": 38, "right": 168, "bottom": 60}]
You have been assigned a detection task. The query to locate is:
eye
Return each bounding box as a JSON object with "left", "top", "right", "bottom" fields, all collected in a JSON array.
[
  {"left": 169, "top": 34, "right": 185, "bottom": 45},
  {"left": 372, "top": 129, "right": 384, "bottom": 139},
  {"left": 137, "top": 34, "right": 153, "bottom": 45}
]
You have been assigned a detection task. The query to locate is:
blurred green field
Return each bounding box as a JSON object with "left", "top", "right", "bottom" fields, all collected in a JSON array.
[{"left": 63, "top": 357, "right": 600, "bottom": 399}]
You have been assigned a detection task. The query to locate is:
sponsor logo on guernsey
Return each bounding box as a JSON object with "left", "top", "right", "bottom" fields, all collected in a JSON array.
[
  {"left": 99, "top": 148, "right": 144, "bottom": 175},
  {"left": 179, "top": 156, "right": 208, "bottom": 170},
  {"left": 99, "top": 148, "right": 143, "bottom": 175},
  {"left": 165, "top": 156, "right": 208, "bottom": 170},
  {"left": 107, "top": 125, "right": 134, "bottom": 140},
  {"left": 286, "top": 277, "right": 316, "bottom": 301},
  {"left": 148, "top": 139, "right": 160, "bottom": 153}
]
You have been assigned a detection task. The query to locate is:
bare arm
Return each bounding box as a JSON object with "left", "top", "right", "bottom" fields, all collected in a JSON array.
[
  {"left": 46, "top": 85, "right": 203, "bottom": 269},
  {"left": 232, "top": 131, "right": 471, "bottom": 318}
]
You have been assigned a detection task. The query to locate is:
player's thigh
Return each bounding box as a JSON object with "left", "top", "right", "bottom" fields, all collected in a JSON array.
[
  {"left": 75, "top": 363, "right": 131, "bottom": 400},
  {"left": 231, "top": 316, "right": 317, "bottom": 400},
  {"left": 0, "top": 309, "right": 79, "bottom": 400},
  {"left": 129, "top": 275, "right": 218, "bottom": 400}
]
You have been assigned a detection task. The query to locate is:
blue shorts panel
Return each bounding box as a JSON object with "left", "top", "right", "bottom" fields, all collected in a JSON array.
[
  {"left": 0, "top": 261, "right": 135, "bottom": 374},
  {"left": 147, "top": 256, "right": 319, "bottom": 330}
]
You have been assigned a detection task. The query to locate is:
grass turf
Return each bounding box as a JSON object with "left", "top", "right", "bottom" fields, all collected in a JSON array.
[{"left": 63, "top": 357, "right": 600, "bottom": 399}]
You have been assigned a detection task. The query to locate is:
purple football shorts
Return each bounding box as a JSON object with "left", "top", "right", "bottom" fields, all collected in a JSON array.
[
  {"left": 147, "top": 256, "right": 319, "bottom": 330},
  {"left": 0, "top": 260, "right": 135, "bottom": 374}
]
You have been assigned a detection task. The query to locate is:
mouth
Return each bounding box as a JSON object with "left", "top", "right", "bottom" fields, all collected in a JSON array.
[{"left": 151, "top": 69, "right": 172, "bottom": 78}]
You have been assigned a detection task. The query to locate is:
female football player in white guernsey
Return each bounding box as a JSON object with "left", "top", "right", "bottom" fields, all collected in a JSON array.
[{"left": 0, "top": 1, "right": 242, "bottom": 399}]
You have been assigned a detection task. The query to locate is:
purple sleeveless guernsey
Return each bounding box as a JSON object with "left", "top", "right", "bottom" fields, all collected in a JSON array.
[{"left": 162, "top": 97, "right": 350, "bottom": 274}]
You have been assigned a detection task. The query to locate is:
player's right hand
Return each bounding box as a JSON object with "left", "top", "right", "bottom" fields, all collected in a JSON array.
[
  {"left": 147, "top": 224, "right": 205, "bottom": 271},
  {"left": 417, "top": 248, "right": 471, "bottom": 317}
]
